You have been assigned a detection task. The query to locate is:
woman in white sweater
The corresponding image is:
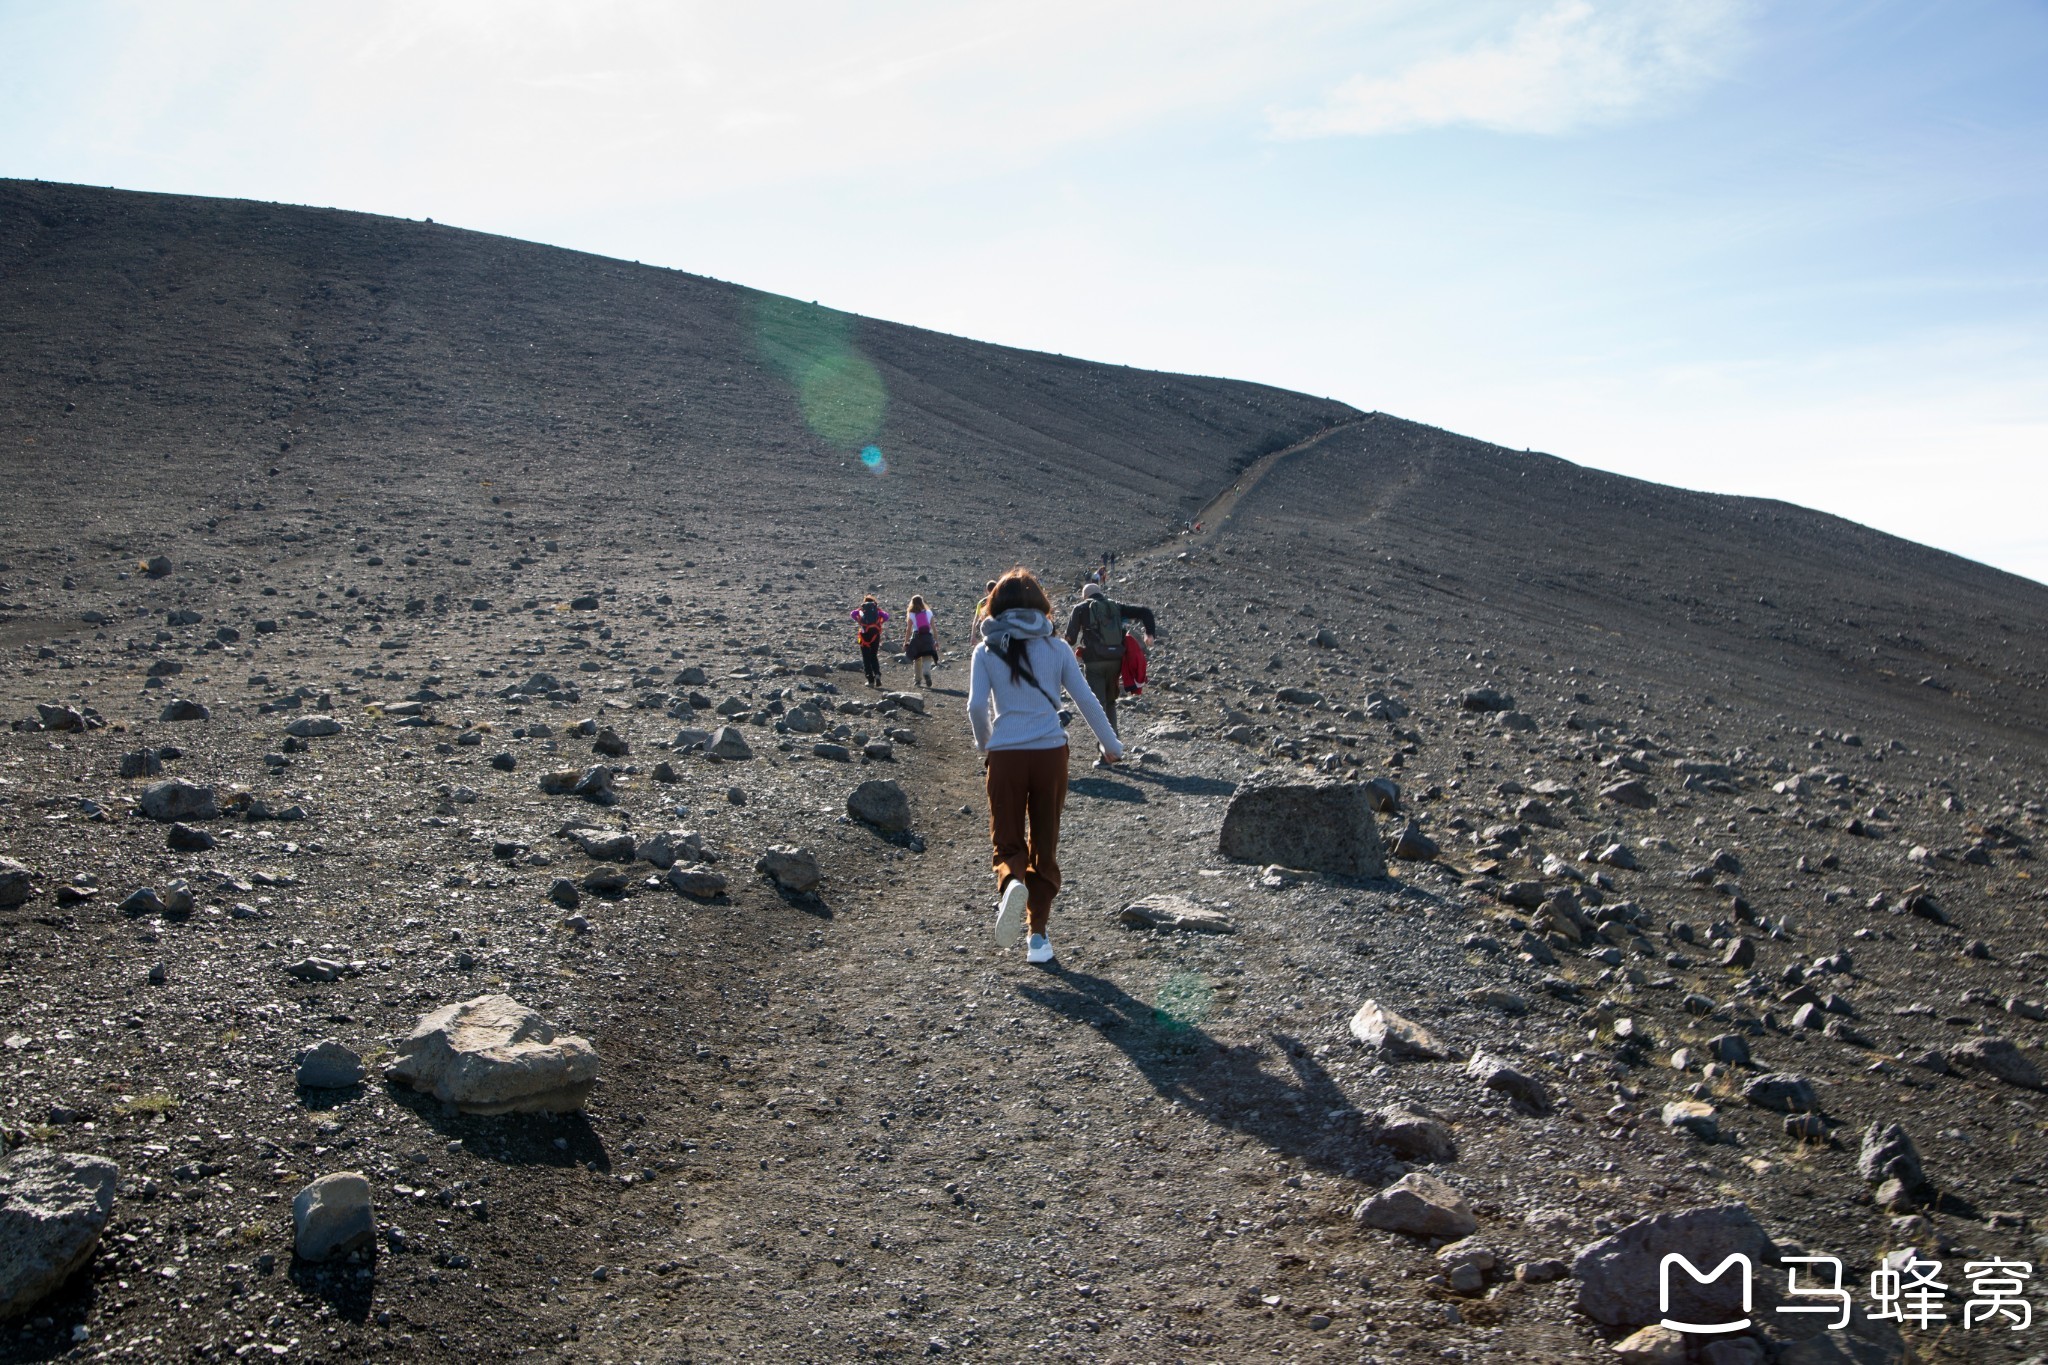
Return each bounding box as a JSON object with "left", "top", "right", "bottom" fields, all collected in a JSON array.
[{"left": 967, "top": 568, "right": 1124, "bottom": 963}]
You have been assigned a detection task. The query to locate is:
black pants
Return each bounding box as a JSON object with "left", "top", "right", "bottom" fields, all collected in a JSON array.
[{"left": 861, "top": 643, "right": 881, "bottom": 684}]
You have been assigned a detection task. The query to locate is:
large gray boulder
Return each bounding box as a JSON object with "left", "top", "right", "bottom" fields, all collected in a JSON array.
[
  {"left": 1353, "top": 1172, "right": 1476, "bottom": 1239},
  {"left": 1216, "top": 770, "right": 1387, "bottom": 878},
  {"left": 138, "top": 779, "right": 217, "bottom": 823},
  {"left": 384, "top": 994, "right": 599, "bottom": 1115},
  {"left": 1, "top": 1147, "right": 118, "bottom": 1318},
  {"left": 283, "top": 716, "right": 345, "bottom": 739},
  {"left": 1948, "top": 1037, "right": 2044, "bottom": 1090},
  {"left": 0, "top": 858, "right": 33, "bottom": 909},
  {"left": 754, "top": 846, "right": 821, "bottom": 894},
  {"left": 1742, "top": 1072, "right": 1819, "bottom": 1113},
  {"left": 1573, "top": 1204, "right": 1779, "bottom": 1329},
  {"left": 847, "top": 779, "right": 912, "bottom": 833},
  {"left": 292, "top": 1172, "right": 374, "bottom": 1262},
  {"left": 708, "top": 726, "right": 754, "bottom": 760}
]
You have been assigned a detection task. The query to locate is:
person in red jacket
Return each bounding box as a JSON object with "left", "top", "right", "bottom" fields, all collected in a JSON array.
[
  {"left": 850, "top": 595, "right": 890, "bottom": 688},
  {"left": 1119, "top": 627, "right": 1148, "bottom": 697}
]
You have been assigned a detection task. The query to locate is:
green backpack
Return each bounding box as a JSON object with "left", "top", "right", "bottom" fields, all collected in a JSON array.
[{"left": 1080, "top": 597, "right": 1124, "bottom": 662}]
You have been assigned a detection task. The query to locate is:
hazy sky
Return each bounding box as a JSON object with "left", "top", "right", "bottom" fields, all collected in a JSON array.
[{"left": 5, "top": 1, "right": 2046, "bottom": 581}]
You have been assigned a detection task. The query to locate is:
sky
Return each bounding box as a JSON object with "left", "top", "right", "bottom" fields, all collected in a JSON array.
[{"left": 4, "top": 0, "right": 2046, "bottom": 581}]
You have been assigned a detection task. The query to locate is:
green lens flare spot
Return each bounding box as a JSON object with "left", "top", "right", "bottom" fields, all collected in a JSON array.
[
  {"left": 1153, "top": 971, "right": 1213, "bottom": 1033},
  {"left": 860, "top": 445, "right": 887, "bottom": 474},
  {"left": 799, "top": 350, "right": 887, "bottom": 448}
]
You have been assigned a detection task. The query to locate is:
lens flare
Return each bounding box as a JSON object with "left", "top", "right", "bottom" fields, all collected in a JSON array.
[
  {"left": 860, "top": 445, "right": 887, "bottom": 475},
  {"left": 1152, "top": 971, "right": 1213, "bottom": 1032},
  {"left": 752, "top": 294, "right": 888, "bottom": 451}
]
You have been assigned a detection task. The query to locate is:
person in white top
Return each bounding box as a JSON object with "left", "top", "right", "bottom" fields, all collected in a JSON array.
[{"left": 966, "top": 567, "right": 1123, "bottom": 964}]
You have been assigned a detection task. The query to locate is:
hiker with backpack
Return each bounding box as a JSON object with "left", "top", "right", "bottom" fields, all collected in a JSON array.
[
  {"left": 903, "top": 594, "right": 939, "bottom": 688},
  {"left": 850, "top": 595, "right": 890, "bottom": 688},
  {"left": 968, "top": 567, "right": 1123, "bottom": 965},
  {"left": 1062, "top": 581, "right": 1157, "bottom": 741}
]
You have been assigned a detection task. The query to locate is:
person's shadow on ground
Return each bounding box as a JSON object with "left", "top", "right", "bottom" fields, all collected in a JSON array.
[{"left": 1015, "top": 965, "right": 1381, "bottom": 1179}]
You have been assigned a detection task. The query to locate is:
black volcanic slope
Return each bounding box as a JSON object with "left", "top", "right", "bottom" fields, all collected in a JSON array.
[
  {"left": 4, "top": 179, "right": 2043, "bottom": 751},
  {"left": 3, "top": 180, "right": 2047, "bottom": 1365}
]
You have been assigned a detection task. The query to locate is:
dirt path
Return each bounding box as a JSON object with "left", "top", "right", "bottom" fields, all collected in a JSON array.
[{"left": 1132, "top": 416, "right": 1373, "bottom": 563}]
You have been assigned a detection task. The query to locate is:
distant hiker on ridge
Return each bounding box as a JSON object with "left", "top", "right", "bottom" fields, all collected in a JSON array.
[
  {"left": 903, "top": 593, "right": 939, "bottom": 688},
  {"left": 968, "top": 568, "right": 1122, "bottom": 965},
  {"left": 1063, "top": 581, "right": 1157, "bottom": 749},
  {"left": 850, "top": 594, "right": 889, "bottom": 688},
  {"left": 972, "top": 579, "right": 996, "bottom": 627}
]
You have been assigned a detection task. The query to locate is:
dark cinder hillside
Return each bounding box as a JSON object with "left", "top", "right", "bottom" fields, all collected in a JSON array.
[{"left": 2, "top": 180, "right": 2045, "bottom": 1365}]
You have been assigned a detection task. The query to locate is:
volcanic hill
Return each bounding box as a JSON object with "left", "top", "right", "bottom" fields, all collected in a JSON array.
[{"left": 2, "top": 179, "right": 2046, "bottom": 1363}]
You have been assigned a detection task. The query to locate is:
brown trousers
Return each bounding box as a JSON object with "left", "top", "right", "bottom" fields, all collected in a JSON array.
[{"left": 985, "top": 744, "right": 1069, "bottom": 933}]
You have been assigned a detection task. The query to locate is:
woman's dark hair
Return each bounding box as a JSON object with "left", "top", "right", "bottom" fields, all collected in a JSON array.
[
  {"left": 988, "top": 568, "right": 1050, "bottom": 616},
  {"left": 909, "top": 594, "right": 926, "bottom": 613},
  {"left": 988, "top": 568, "right": 1053, "bottom": 685}
]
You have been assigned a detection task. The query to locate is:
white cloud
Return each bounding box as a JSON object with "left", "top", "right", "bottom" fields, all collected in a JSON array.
[{"left": 1270, "top": 0, "right": 1748, "bottom": 138}]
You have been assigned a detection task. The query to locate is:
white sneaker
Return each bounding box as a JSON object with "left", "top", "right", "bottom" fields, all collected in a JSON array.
[
  {"left": 993, "top": 881, "right": 1027, "bottom": 949},
  {"left": 1026, "top": 933, "right": 1055, "bottom": 964}
]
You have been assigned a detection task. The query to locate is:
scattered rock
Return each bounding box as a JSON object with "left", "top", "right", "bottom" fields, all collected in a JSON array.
[
  {"left": 1372, "top": 1108, "right": 1455, "bottom": 1163},
  {"left": 1572, "top": 1204, "right": 1780, "bottom": 1329},
  {"left": 634, "top": 829, "right": 701, "bottom": 869},
  {"left": 292, "top": 1172, "right": 374, "bottom": 1262},
  {"left": 1466, "top": 1051, "right": 1553, "bottom": 1114},
  {"left": 34, "top": 703, "right": 85, "bottom": 733},
  {"left": 1348, "top": 1000, "right": 1451, "bottom": 1061},
  {"left": 708, "top": 726, "right": 754, "bottom": 760},
  {"left": 117, "top": 749, "right": 163, "bottom": 779},
  {"left": 847, "top": 779, "right": 912, "bottom": 833},
  {"left": 541, "top": 766, "right": 616, "bottom": 804},
  {"left": 1611, "top": 1325, "right": 1690, "bottom": 1363},
  {"left": 1598, "top": 779, "right": 1656, "bottom": 810},
  {"left": 1461, "top": 688, "right": 1514, "bottom": 712},
  {"left": 1706, "top": 1033, "right": 1751, "bottom": 1066},
  {"left": 1742, "top": 1073, "right": 1819, "bottom": 1113},
  {"left": 1353, "top": 1172, "right": 1477, "bottom": 1239},
  {"left": 1661, "top": 1100, "right": 1719, "bottom": 1142},
  {"left": 158, "top": 697, "right": 211, "bottom": 722},
  {"left": 1116, "top": 894, "right": 1235, "bottom": 935},
  {"left": 666, "top": 863, "right": 729, "bottom": 899},
  {"left": 568, "top": 828, "right": 636, "bottom": 862},
  {"left": 1947, "top": 1037, "right": 2044, "bottom": 1090},
  {"left": 285, "top": 957, "right": 349, "bottom": 983},
  {"left": 0, "top": 1147, "right": 119, "bottom": 1318},
  {"left": 384, "top": 994, "right": 599, "bottom": 1114},
  {"left": 754, "top": 846, "right": 821, "bottom": 894},
  {"left": 1216, "top": 770, "right": 1387, "bottom": 878},
  {"left": 283, "top": 716, "right": 345, "bottom": 738},
  {"left": 0, "top": 858, "right": 33, "bottom": 909},
  {"left": 165, "top": 822, "right": 215, "bottom": 852},
  {"left": 296, "top": 1040, "right": 366, "bottom": 1090},
  {"left": 138, "top": 779, "right": 216, "bottom": 823}
]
